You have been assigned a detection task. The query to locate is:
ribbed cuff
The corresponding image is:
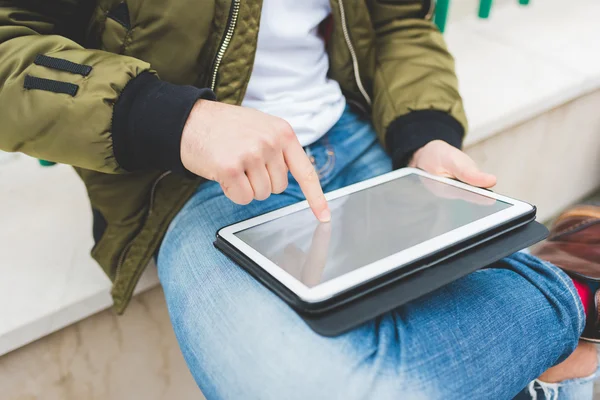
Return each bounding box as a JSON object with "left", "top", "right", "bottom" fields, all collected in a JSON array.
[
  {"left": 385, "top": 110, "right": 465, "bottom": 169},
  {"left": 112, "top": 72, "right": 216, "bottom": 175}
]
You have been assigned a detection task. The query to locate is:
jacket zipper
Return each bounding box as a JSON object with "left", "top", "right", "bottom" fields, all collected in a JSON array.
[
  {"left": 112, "top": 0, "right": 374, "bottom": 305},
  {"left": 209, "top": 0, "right": 241, "bottom": 91},
  {"left": 114, "top": 171, "right": 172, "bottom": 283},
  {"left": 425, "top": 0, "right": 436, "bottom": 20},
  {"left": 113, "top": 0, "right": 241, "bottom": 305},
  {"left": 338, "top": 0, "right": 372, "bottom": 107}
]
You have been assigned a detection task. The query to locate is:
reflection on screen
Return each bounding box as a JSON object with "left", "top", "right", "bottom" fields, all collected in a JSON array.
[{"left": 236, "top": 174, "right": 511, "bottom": 288}]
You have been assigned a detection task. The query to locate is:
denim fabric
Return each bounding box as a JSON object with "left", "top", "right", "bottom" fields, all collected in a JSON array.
[{"left": 157, "top": 107, "right": 591, "bottom": 400}]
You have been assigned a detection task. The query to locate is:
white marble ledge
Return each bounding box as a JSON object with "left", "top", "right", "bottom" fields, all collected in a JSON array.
[
  {"left": 0, "top": 157, "right": 159, "bottom": 357},
  {"left": 2, "top": 0, "right": 600, "bottom": 358},
  {"left": 446, "top": 0, "right": 600, "bottom": 147}
]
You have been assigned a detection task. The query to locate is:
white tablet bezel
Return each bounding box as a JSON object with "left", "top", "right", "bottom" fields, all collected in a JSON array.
[{"left": 218, "top": 168, "right": 534, "bottom": 303}]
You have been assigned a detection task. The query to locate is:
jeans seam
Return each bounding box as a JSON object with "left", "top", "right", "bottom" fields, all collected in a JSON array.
[
  {"left": 544, "top": 261, "right": 586, "bottom": 334},
  {"left": 317, "top": 145, "right": 336, "bottom": 180}
]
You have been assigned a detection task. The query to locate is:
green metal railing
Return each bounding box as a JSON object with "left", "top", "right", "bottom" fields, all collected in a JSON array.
[{"left": 435, "top": 0, "right": 531, "bottom": 33}]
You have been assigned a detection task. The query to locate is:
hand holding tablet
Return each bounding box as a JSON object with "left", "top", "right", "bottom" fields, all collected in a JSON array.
[{"left": 408, "top": 140, "right": 497, "bottom": 189}]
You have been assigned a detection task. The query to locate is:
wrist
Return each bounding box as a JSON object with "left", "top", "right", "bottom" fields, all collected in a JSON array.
[
  {"left": 385, "top": 110, "right": 465, "bottom": 170},
  {"left": 181, "top": 99, "right": 211, "bottom": 173},
  {"left": 112, "top": 72, "right": 216, "bottom": 175},
  {"left": 407, "top": 144, "right": 425, "bottom": 168},
  {"left": 408, "top": 139, "right": 448, "bottom": 168}
]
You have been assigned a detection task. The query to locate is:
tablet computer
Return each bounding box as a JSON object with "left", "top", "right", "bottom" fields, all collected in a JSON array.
[{"left": 215, "top": 168, "right": 535, "bottom": 308}]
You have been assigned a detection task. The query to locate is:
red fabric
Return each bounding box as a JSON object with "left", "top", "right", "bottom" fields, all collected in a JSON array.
[
  {"left": 572, "top": 278, "right": 593, "bottom": 316},
  {"left": 319, "top": 15, "right": 333, "bottom": 46}
]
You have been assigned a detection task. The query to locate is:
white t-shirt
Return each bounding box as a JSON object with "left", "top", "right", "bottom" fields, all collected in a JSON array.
[{"left": 241, "top": 0, "right": 346, "bottom": 147}]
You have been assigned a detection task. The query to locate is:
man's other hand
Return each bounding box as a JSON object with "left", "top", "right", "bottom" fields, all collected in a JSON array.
[
  {"left": 408, "top": 140, "right": 497, "bottom": 188},
  {"left": 181, "top": 100, "right": 331, "bottom": 222}
]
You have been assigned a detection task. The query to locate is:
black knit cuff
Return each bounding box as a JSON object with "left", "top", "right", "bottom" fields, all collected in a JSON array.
[
  {"left": 112, "top": 72, "right": 216, "bottom": 175},
  {"left": 385, "top": 110, "right": 465, "bottom": 170}
]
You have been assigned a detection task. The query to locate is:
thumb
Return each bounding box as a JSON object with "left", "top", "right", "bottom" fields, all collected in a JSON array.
[{"left": 449, "top": 151, "right": 497, "bottom": 188}]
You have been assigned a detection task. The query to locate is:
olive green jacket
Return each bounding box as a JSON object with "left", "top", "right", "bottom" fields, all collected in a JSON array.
[{"left": 0, "top": 0, "right": 466, "bottom": 312}]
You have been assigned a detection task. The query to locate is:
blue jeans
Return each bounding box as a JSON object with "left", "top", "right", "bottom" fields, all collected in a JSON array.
[{"left": 158, "top": 107, "right": 597, "bottom": 399}]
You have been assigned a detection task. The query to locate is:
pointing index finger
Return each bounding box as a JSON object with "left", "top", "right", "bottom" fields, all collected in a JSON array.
[{"left": 283, "top": 140, "right": 330, "bottom": 222}]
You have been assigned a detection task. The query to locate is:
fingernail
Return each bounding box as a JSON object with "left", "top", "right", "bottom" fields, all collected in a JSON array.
[{"left": 319, "top": 208, "right": 331, "bottom": 222}]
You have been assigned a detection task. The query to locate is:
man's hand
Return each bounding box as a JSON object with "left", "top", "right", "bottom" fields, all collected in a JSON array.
[
  {"left": 181, "top": 100, "right": 331, "bottom": 222},
  {"left": 408, "top": 140, "right": 497, "bottom": 188}
]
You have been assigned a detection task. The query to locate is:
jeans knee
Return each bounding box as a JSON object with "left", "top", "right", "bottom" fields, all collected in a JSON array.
[{"left": 499, "top": 252, "right": 584, "bottom": 359}]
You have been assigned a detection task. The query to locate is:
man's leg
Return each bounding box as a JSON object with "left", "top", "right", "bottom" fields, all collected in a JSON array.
[
  {"left": 158, "top": 108, "right": 586, "bottom": 399},
  {"left": 158, "top": 203, "right": 583, "bottom": 399},
  {"left": 320, "top": 110, "right": 599, "bottom": 399}
]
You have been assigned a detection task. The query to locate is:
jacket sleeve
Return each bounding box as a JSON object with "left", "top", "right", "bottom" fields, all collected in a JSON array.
[
  {"left": 367, "top": 0, "right": 468, "bottom": 168},
  {"left": 0, "top": 2, "right": 214, "bottom": 174},
  {"left": 0, "top": 2, "right": 153, "bottom": 173}
]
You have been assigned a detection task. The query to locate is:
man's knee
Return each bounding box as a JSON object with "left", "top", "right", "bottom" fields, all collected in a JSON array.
[{"left": 538, "top": 340, "right": 598, "bottom": 383}]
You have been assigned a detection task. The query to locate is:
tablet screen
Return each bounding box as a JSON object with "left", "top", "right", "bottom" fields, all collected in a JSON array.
[{"left": 235, "top": 173, "right": 511, "bottom": 288}]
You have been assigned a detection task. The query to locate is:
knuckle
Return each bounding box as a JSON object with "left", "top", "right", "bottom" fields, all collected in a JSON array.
[
  {"left": 244, "top": 148, "right": 263, "bottom": 165},
  {"left": 220, "top": 183, "right": 230, "bottom": 196},
  {"left": 311, "top": 191, "right": 326, "bottom": 206},
  {"left": 220, "top": 162, "right": 243, "bottom": 179},
  {"left": 259, "top": 134, "right": 278, "bottom": 150},
  {"left": 278, "top": 121, "right": 295, "bottom": 141},
  {"left": 219, "top": 163, "right": 244, "bottom": 179},
  {"left": 303, "top": 165, "right": 318, "bottom": 182}
]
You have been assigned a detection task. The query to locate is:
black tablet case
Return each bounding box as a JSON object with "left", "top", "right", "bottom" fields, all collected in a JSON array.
[{"left": 215, "top": 221, "right": 548, "bottom": 337}]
